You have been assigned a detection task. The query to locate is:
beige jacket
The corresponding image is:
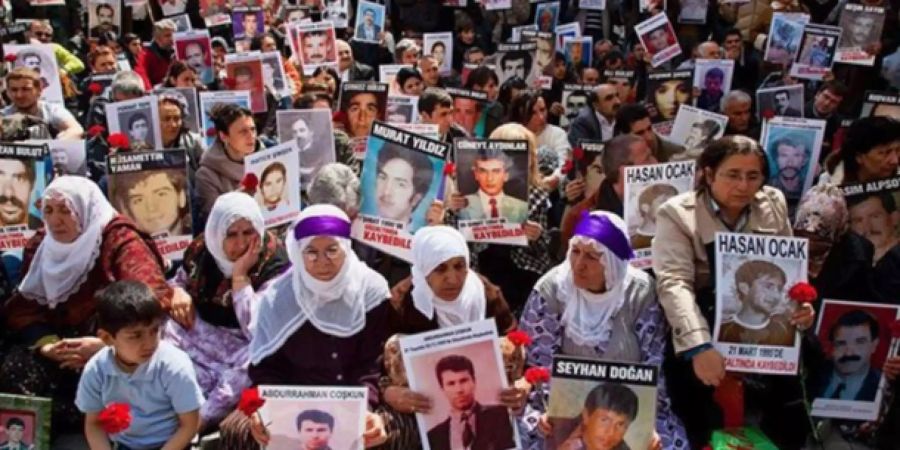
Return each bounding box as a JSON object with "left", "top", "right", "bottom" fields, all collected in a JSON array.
[{"left": 651, "top": 186, "right": 791, "bottom": 354}]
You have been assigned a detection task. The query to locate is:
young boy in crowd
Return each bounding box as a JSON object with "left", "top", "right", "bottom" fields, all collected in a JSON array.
[{"left": 76, "top": 280, "right": 204, "bottom": 450}]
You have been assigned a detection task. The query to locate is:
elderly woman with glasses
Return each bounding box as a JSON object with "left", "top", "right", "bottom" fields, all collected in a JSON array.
[
  {"left": 219, "top": 204, "right": 391, "bottom": 449},
  {"left": 651, "top": 136, "right": 815, "bottom": 448},
  {"left": 519, "top": 211, "right": 687, "bottom": 450}
]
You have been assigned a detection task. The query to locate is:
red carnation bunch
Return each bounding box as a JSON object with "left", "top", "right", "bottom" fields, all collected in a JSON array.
[
  {"left": 206, "top": 127, "right": 218, "bottom": 137},
  {"left": 222, "top": 77, "right": 237, "bottom": 89},
  {"left": 561, "top": 160, "right": 574, "bottom": 175},
  {"left": 890, "top": 320, "right": 900, "bottom": 339},
  {"left": 107, "top": 133, "right": 130, "bottom": 152},
  {"left": 237, "top": 387, "right": 266, "bottom": 416},
  {"left": 506, "top": 329, "right": 532, "bottom": 347},
  {"left": 443, "top": 162, "right": 456, "bottom": 177},
  {"left": 761, "top": 109, "right": 775, "bottom": 120},
  {"left": 788, "top": 282, "right": 817, "bottom": 304},
  {"left": 572, "top": 146, "right": 584, "bottom": 161},
  {"left": 88, "top": 82, "right": 103, "bottom": 95},
  {"left": 524, "top": 367, "right": 550, "bottom": 385},
  {"left": 97, "top": 403, "right": 131, "bottom": 435},
  {"left": 4, "top": 54, "right": 16, "bottom": 63},
  {"left": 87, "top": 124, "right": 106, "bottom": 138},
  {"left": 240, "top": 173, "right": 259, "bottom": 194}
]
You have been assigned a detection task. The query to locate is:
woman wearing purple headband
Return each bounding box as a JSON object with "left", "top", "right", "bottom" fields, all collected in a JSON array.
[
  {"left": 219, "top": 204, "right": 391, "bottom": 449},
  {"left": 518, "top": 210, "right": 687, "bottom": 450}
]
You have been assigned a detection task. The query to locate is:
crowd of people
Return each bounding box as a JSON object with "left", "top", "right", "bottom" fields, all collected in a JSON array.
[{"left": 0, "top": 0, "right": 899, "bottom": 448}]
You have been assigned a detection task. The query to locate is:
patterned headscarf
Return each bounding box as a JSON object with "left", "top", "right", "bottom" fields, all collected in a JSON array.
[{"left": 793, "top": 183, "right": 848, "bottom": 242}]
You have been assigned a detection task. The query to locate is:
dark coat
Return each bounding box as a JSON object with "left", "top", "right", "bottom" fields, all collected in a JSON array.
[
  {"left": 348, "top": 61, "right": 376, "bottom": 82},
  {"left": 567, "top": 106, "right": 610, "bottom": 148},
  {"left": 426, "top": 403, "right": 516, "bottom": 450}
]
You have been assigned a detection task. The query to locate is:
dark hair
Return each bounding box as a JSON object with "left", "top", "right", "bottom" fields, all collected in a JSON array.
[
  {"left": 295, "top": 409, "right": 335, "bottom": 431},
  {"left": 848, "top": 192, "right": 897, "bottom": 214},
  {"left": 96, "top": 3, "right": 114, "bottom": 15},
  {"left": 464, "top": 47, "right": 484, "bottom": 61},
  {"left": 696, "top": 135, "right": 768, "bottom": 189},
  {"left": 312, "top": 65, "right": 341, "bottom": 95},
  {"left": 734, "top": 260, "right": 787, "bottom": 298},
  {"left": 209, "top": 103, "right": 254, "bottom": 133},
  {"left": 840, "top": 117, "right": 900, "bottom": 179},
  {"left": 818, "top": 79, "right": 848, "bottom": 98},
  {"left": 464, "top": 66, "right": 499, "bottom": 91},
  {"left": 261, "top": 161, "right": 287, "bottom": 183},
  {"left": 583, "top": 383, "right": 639, "bottom": 422},
  {"left": 498, "top": 76, "right": 528, "bottom": 107},
  {"left": 396, "top": 67, "right": 423, "bottom": 89},
  {"left": 376, "top": 142, "right": 434, "bottom": 210},
  {"left": 774, "top": 89, "right": 791, "bottom": 99},
  {"left": 507, "top": 89, "right": 544, "bottom": 125},
  {"left": 500, "top": 50, "right": 532, "bottom": 73},
  {"left": 602, "top": 135, "right": 643, "bottom": 183},
  {"left": 111, "top": 168, "right": 189, "bottom": 230},
  {"left": 249, "top": 32, "right": 282, "bottom": 52},
  {"left": 95, "top": 280, "right": 165, "bottom": 336},
  {"left": 431, "top": 41, "right": 446, "bottom": 52},
  {"left": 614, "top": 103, "right": 651, "bottom": 135},
  {"left": 434, "top": 354, "right": 475, "bottom": 387},
  {"left": 234, "top": 65, "right": 253, "bottom": 78},
  {"left": 601, "top": 50, "right": 623, "bottom": 68},
  {"left": 5, "top": 417, "right": 25, "bottom": 428},
  {"left": 829, "top": 309, "right": 880, "bottom": 342},
  {"left": 164, "top": 60, "right": 197, "bottom": 87},
  {"left": 418, "top": 88, "right": 453, "bottom": 115},
  {"left": 692, "top": 119, "right": 722, "bottom": 139},
  {"left": 704, "top": 67, "right": 724, "bottom": 81},
  {"left": 771, "top": 136, "right": 809, "bottom": 159},
  {"left": 723, "top": 28, "right": 742, "bottom": 40},
  {"left": 294, "top": 92, "right": 334, "bottom": 109},
  {"left": 127, "top": 112, "right": 149, "bottom": 130}
]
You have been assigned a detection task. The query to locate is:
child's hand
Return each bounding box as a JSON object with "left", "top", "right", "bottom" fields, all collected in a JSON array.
[{"left": 363, "top": 412, "right": 387, "bottom": 448}]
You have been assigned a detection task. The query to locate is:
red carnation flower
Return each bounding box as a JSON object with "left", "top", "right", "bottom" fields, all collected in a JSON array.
[
  {"left": 506, "top": 329, "right": 532, "bottom": 347},
  {"left": 97, "top": 403, "right": 131, "bottom": 435},
  {"left": 107, "top": 133, "right": 130, "bottom": 149},
  {"left": 524, "top": 367, "right": 550, "bottom": 385},
  {"left": 561, "top": 160, "right": 574, "bottom": 175},
  {"left": 443, "top": 162, "right": 456, "bottom": 177},
  {"left": 4, "top": 54, "right": 16, "bottom": 63},
  {"left": 87, "top": 124, "right": 106, "bottom": 138},
  {"left": 88, "top": 82, "right": 103, "bottom": 95},
  {"left": 332, "top": 110, "right": 347, "bottom": 124},
  {"left": 787, "top": 282, "right": 817, "bottom": 304},
  {"left": 240, "top": 173, "right": 259, "bottom": 193},
  {"left": 761, "top": 109, "right": 775, "bottom": 120},
  {"left": 206, "top": 127, "right": 218, "bottom": 137},
  {"left": 572, "top": 146, "right": 584, "bottom": 161},
  {"left": 222, "top": 77, "right": 237, "bottom": 89},
  {"left": 890, "top": 320, "right": 900, "bottom": 338},
  {"left": 237, "top": 386, "right": 266, "bottom": 416}
]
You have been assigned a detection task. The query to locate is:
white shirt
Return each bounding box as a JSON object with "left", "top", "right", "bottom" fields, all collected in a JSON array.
[
  {"left": 478, "top": 190, "right": 505, "bottom": 218},
  {"left": 595, "top": 111, "right": 615, "bottom": 141},
  {"left": 537, "top": 124, "right": 571, "bottom": 167}
]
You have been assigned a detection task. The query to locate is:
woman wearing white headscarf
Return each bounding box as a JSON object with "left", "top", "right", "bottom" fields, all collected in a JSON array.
[
  {"left": 1, "top": 176, "right": 172, "bottom": 435},
  {"left": 220, "top": 204, "right": 391, "bottom": 449},
  {"left": 164, "top": 192, "right": 289, "bottom": 431},
  {"left": 518, "top": 211, "right": 688, "bottom": 450}
]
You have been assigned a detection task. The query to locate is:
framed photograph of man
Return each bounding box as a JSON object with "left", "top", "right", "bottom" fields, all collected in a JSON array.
[
  {"left": 281, "top": 4, "right": 311, "bottom": 25},
  {"left": 155, "top": 87, "right": 201, "bottom": 134},
  {"left": 276, "top": 109, "right": 336, "bottom": 188},
  {"left": 555, "top": 22, "right": 581, "bottom": 49},
  {"left": 835, "top": 4, "right": 885, "bottom": 66},
  {"left": 232, "top": 7, "right": 265, "bottom": 40},
  {"left": 713, "top": 232, "right": 808, "bottom": 375},
  {"left": 380, "top": 64, "right": 413, "bottom": 93},
  {"left": 156, "top": 0, "right": 188, "bottom": 17},
  {"left": 603, "top": 69, "right": 637, "bottom": 104},
  {"left": 87, "top": 0, "right": 121, "bottom": 38},
  {"left": 354, "top": 0, "right": 385, "bottom": 44},
  {"left": 692, "top": 59, "right": 734, "bottom": 113},
  {"left": 199, "top": 90, "right": 252, "bottom": 147},
  {"left": 493, "top": 42, "right": 538, "bottom": 85},
  {"left": 105, "top": 95, "right": 164, "bottom": 151},
  {"left": 352, "top": 121, "right": 448, "bottom": 262},
  {"left": 25, "top": 139, "right": 87, "bottom": 177},
  {"left": 4, "top": 44, "right": 64, "bottom": 105},
  {"left": 635, "top": 13, "right": 681, "bottom": 68},
  {"left": 840, "top": 175, "right": 900, "bottom": 266},
  {"left": 510, "top": 24, "right": 538, "bottom": 43},
  {"left": 623, "top": 161, "right": 695, "bottom": 268},
  {"left": 860, "top": 91, "right": 900, "bottom": 119},
  {"left": 200, "top": 0, "right": 231, "bottom": 26},
  {"left": 244, "top": 142, "right": 301, "bottom": 227},
  {"left": 174, "top": 31, "right": 215, "bottom": 85},
  {"left": 791, "top": 24, "right": 841, "bottom": 80},
  {"left": 0, "top": 143, "right": 49, "bottom": 250},
  {"left": 756, "top": 84, "right": 805, "bottom": 121},
  {"left": 562, "top": 36, "right": 592, "bottom": 69},
  {"left": 386, "top": 95, "right": 418, "bottom": 124},
  {"left": 446, "top": 87, "right": 489, "bottom": 138},
  {"left": 225, "top": 53, "right": 267, "bottom": 113},
  {"left": 561, "top": 85, "right": 592, "bottom": 128},
  {"left": 259, "top": 386, "right": 368, "bottom": 450},
  {"left": 289, "top": 21, "right": 339, "bottom": 76},
  {"left": 322, "top": 0, "right": 350, "bottom": 28},
  {"left": 455, "top": 138, "right": 530, "bottom": 246},
  {"left": 107, "top": 150, "right": 192, "bottom": 259},
  {"left": 546, "top": 357, "right": 658, "bottom": 450},
  {"left": 763, "top": 12, "right": 810, "bottom": 65},
  {"left": 810, "top": 300, "right": 900, "bottom": 421},
  {"left": 0, "top": 393, "right": 51, "bottom": 450},
  {"left": 423, "top": 32, "right": 453, "bottom": 76},
  {"left": 569, "top": 140, "right": 604, "bottom": 196},
  {"left": 668, "top": 104, "right": 728, "bottom": 161},
  {"left": 399, "top": 319, "right": 518, "bottom": 450},
  {"left": 339, "top": 82, "right": 388, "bottom": 139},
  {"left": 261, "top": 51, "right": 291, "bottom": 98},
  {"left": 520, "top": 30, "right": 555, "bottom": 80},
  {"left": 534, "top": 1, "right": 560, "bottom": 33},
  {"left": 168, "top": 13, "right": 193, "bottom": 31},
  {"left": 645, "top": 70, "right": 693, "bottom": 124},
  {"left": 760, "top": 116, "right": 826, "bottom": 200}
]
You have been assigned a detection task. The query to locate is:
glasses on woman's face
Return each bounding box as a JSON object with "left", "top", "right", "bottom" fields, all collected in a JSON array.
[
  {"left": 716, "top": 169, "right": 764, "bottom": 185},
  {"left": 302, "top": 246, "right": 342, "bottom": 263}
]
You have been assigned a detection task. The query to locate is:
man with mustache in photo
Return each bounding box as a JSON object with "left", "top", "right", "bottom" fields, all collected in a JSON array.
[
  {"left": 768, "top": 136, "right": 810, "bottom": 199},
  {"left": 301, "top": 30, "right": 334, "bottom": 65},
  {"left": 816, "top": 310, "right": 882, "bottom": 402},
  {"left": 0, "top": 158, "right": 40, "bottom": 229}
]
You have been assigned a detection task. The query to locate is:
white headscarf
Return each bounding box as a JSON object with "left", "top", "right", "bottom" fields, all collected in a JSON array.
[
  {"left": 411, "top": 226, "right": 486, "bottom": 328},
  {"left": 249, "top": 204, "right": 390, "bottom": 364},
  {"left": 204, "top": 192, "right": 265, "bottom": 277},
  {"left": 19, "top": 176, "right": 117, "bottom": 308},
  {"left": 557, "top": 211, "right": 632, "bottom": 347}
]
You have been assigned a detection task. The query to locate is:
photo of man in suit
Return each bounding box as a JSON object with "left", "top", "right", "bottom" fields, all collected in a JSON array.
[
  {"left": 553, "top": 383, "right": 639, "bottom": 450},
  {"left": 427, "top": 355, "right": 515, "bottom": 450},
  {"left": 816, "top": 309, "right": 882, "bottom": 402},
  {"left": 355, "top": 7, "right": 381, "bottom": 42},
  {"left": 459, "top": 148, "right": 528, "bottom": 223},
  {"left": 90, "top": 3, "right": 119, "bottom": 37},
  {"left": 295, "top": 409, "right": 334, "bottom": 450},
  {"left": 773, "top": 90, "right": 802, "bottom": 117}
]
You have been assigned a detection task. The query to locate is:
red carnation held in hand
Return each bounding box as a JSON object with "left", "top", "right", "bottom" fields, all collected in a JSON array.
[
  {"left": 572, "top": 146, "right": 584, "bottom": 161},
  {"left": 222, "top": 77, "right": 237, "bottom": 89},
  {"left": 561, "top": 160, "right": 574, "bottom": 175},
  {"left": 890, "top": 320, "right": 900, "bottom": 339},
  {"left": 97, "top": 403, "right": 131, "bottom": 435},
  {"left": 4, "top": 54, "right": 16, "bottom": 63},
  {"left": 240, "top": 173, "right": 259, "bottom": 194},
  {"left": 206, "top": 127, "right": 218, "bottom": 137},
  {"left": 87, "top": 124, "right": 106, "bottom": 138},
  {"left": 107, "top": 133, "right": 130, "bottom": 150},
  {"left": 237, "top": 386, "right": 266, "bottom": 416},
  {"left": 524, "top": 366, "right": 550, "bottom": 385},
  {"left": 506, "top": 329, "right": 532, "bottom": 347},
  {"left": 443, "top": 162, "right": 456, "bottom": 177},
  {"left": 88, "top": 82, "right": 103, "bottom": 95},
  {"left": 787, "top": 282, "right": 817, "bottom": 304}
]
